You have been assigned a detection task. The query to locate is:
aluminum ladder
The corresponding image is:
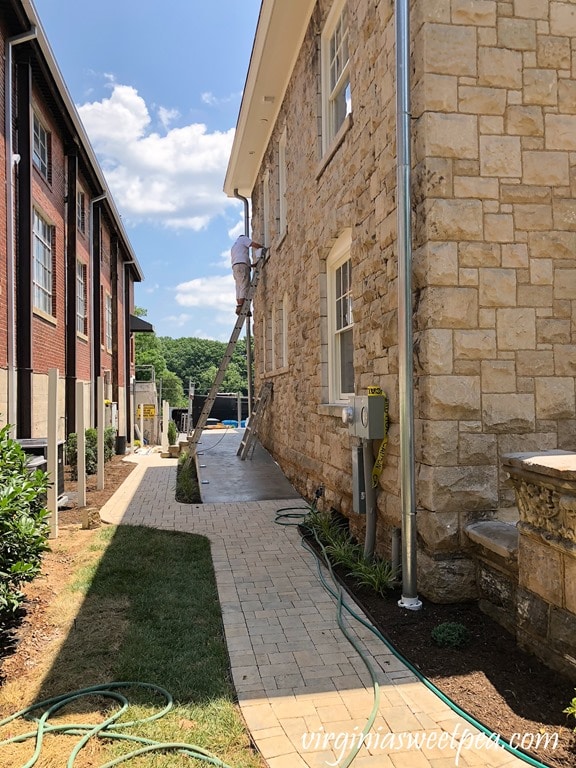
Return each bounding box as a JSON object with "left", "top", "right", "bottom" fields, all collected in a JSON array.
[
  {"left": 237, "top": 381, "right": 273, "bottom": 460},
  {"left": 189, "top": 249, "right": 269, "bottom": 455}
]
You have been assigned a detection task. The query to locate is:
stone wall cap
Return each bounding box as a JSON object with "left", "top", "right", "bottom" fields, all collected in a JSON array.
[
  {"left": 466, "top": 520, "right": 519, "bottom": 558},
  {"left": 502, "top": 450, "right": 576, "bottom": 480}
]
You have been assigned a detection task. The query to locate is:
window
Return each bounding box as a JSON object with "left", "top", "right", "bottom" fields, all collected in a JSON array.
[
  {"left": 33, "top": 112, "right": 50, "bottom": 180},
  {"left": 77, "top": 189, "right": 86, "bottom": 234},
  {"left": 76, "top": 261, "right": 87, "bottom": 334},
  {"left": 321, "top": 0, "right": 351, "bottom": 152},
  {"left": 327, "top": 230, "right": 354, "bottom": 401},
  {"left": 33, "top": 209, "right": 53, "bottom": 315},
  {"left": 263, "top": 170, "right": 270, "bottom": 247},
  {"left": 278, "top": 129, "right": 287, "bottom": 237},
  {"left": 105, "top": 294, "right": 113, "bottom": 351}
]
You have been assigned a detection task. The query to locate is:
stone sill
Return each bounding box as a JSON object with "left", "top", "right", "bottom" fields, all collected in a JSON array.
[
  {"left": 466, "top": 520, "right": 519, "bottom": 560},
  {"left": 503, "top": 449, "right": 576, "bottom": 489}
]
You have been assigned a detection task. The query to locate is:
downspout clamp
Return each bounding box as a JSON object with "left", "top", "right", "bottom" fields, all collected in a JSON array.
[
  {"left": 395, "top": 1, "right": 422, "bottom": 610},
  {"left": 5, "top": 26, "right": 38, "bottom": 432},
  {"left": 233, "top": 188, "right": 253, "bottom": 415}
]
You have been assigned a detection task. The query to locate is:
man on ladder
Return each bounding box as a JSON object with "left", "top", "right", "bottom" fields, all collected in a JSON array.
[{"left": 231, "top": 233, "right": 264, "bottom": 315}]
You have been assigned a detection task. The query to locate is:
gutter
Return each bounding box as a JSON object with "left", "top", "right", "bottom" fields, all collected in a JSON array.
[
  {"left": 234, "top": 189, "right": 254, "bottom": 415},
  {"left": 395, "top": 1, "right": 422, "bottom": 610},
  {"left": 5, "top": 26, "right": 38, "bottom": 432}
]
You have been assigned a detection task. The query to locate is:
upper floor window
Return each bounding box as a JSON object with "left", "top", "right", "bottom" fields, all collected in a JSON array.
[
  {"left": 327, "top": 230, "right": 354, "bottom": 401},
  {"left": 33, "top": 112, "right": 50, "bottom": 181},
  {"left": 105, "top": 293, "right": 113, "bottom": 351},
  {"left": 77, "top": 189, "right": 86, "bottom": 234},
  {"left": 278, "top": 129, "right": 287, "bottom": 237},
  {"left": 33, "top": 209, "right": 53, "bottom": 315},
  {"left": 76, "top": 261, "right": 87, "bottom": 334},
  {"left": 321, "top": 0, "right": 351, "bottom": 153}
]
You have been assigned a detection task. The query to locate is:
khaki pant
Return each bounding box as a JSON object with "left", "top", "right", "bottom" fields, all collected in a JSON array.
[{"left": 232, "top": 263, "right": 250, "bottom": 301}]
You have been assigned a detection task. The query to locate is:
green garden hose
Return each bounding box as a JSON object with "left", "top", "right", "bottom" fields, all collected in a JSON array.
[
  {"left": 0, "top": 681, "right": 234, "bottom": 767},
  {"left": 275, "top": 504, "right": 555, "bottom": 768}
]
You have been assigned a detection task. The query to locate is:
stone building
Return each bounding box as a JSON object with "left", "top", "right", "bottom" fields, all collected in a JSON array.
[
  {"left": 1, "top": 0, "right": 145, "bottom": 445},
  {"left": 224, "top": 0, "right": 576, "bottom": 674}
]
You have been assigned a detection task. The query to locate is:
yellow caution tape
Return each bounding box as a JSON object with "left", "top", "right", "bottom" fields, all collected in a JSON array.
[{"left": 372, "top": 392, "right": 389, "bottom": 488}]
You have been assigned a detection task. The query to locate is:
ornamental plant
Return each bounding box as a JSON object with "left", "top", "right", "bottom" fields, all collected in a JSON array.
[
  {"left": 0, "top": 424, "right": 50, "bottom": 621},
  {"left": 431, "top": 621, "right": 470, "bottom": 649},
  {"left": 564, "top": 690, "right": 576, "bottom": 732}
]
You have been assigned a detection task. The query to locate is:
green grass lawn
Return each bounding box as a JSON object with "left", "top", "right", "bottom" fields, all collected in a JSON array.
[{"left": 9, "top": 525, "right": 265, "bottom": 768}]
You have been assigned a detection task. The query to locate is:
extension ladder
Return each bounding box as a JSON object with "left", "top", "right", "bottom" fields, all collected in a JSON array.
[
  {"left": 237, "top": 381, "right": 273, "bottom": 460},
  {"left": 189, "top": 250, "right": 269, "bottom": 454}
]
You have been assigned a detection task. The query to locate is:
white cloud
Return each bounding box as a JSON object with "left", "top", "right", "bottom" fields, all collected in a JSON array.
[
  {"left": 174, "top": 274, "right": 235, "bottom": 309},
  {"left": 77, "top": 83, "right": 235, "bottom": 230},
  {"left": 201, "top": 91, "right": 242, "bottom": 107}
]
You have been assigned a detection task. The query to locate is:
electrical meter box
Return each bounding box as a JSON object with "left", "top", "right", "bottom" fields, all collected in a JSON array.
[{"left": 346, "top": 395, "right": 386, "bottom": 440}]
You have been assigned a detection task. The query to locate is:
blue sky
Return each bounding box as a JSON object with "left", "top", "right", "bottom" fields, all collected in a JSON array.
[{"left": 33, "top": 0, "right": 261, "bottom": 340}]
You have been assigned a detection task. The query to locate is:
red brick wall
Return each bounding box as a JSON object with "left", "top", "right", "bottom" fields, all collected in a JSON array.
[{"left": 30, "top": 95, "right": 66, "bottom": 375}]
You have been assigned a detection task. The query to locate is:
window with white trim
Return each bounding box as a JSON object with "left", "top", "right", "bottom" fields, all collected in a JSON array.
[
  {"left": 321, "top": 0, "right": 351, "bottom": 153},
  {"left": 263, "top": 170, "right": 270, "bottom": 247},
  {"left": 327, "top": 230, "right": 354, "bottom": 401},
  {"left": 77, "top": 189, "right": 86, "bottom": 234},
  {"left": 278, "top": 129, "right": 287, "bottom": 237},
  {"left": 105, "top": 293, "right": 113, "bottom": 351},
  {"left": 33, "top": 112, "right": 50, "bottom": 181},
  {"left": 76, "top": 261, "right": 87, "bottom": 334},
  {"left": 33, "top": 209, "right": 53, "bottom": 315}
]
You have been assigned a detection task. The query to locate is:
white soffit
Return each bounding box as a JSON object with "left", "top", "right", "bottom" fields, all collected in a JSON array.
[{"left": 224, "top": 0, "right": 316, "bottom": 198}]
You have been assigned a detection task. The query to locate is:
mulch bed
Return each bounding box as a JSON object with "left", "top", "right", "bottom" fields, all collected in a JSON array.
[{"left": 302, "top": 531, "right": 576, "bottom": 768}]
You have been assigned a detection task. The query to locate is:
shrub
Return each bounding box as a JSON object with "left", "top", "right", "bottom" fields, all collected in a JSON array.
[
  {"left": 349, "top": 557, "right": 397, "bottom": 597},
  {"left": 0, "top": 424, "right": 50, "bottom": 622},
  {"left": 564, "top": 691, "right": 576, "bottom": 732},
  {"left": 175, "top": 452, "right": 201, "bottom": 503},
  {"left": 66, "top": 427, "right": 116, "bottom": 478},
  {"left": 167, "top": 420, "right": 178, "bottom": 446},
  {"left": 431, "top": 621, "right": 470, "bottom": 649}
]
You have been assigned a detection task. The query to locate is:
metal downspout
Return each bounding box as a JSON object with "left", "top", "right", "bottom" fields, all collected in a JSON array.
[
  {"left": 396, "top": 1, "right": 422, "bottom": 610},
  {"left": 4, "top": 26, "right": 37, "bottom": 432},
  {"left": 233, "top": 189, "right": 253, "bottom": 416},
  {"left": 89, "top": 194, "right": 107, "bottom": 426}
]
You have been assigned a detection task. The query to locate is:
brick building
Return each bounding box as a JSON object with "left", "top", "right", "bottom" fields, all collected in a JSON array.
[
  {"left": 224, "top": 0, "right": 576, "bottom": 653},
  {"left": 1, "top": 0, "right": 145, "bottom": 445}
]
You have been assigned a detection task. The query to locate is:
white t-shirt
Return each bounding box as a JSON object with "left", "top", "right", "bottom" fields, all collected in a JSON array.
[{"left": 231, "top": 235, "right": 252, "bottom": 266}]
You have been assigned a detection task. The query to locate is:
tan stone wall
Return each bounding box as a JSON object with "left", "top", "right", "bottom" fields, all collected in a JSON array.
[{"left": 250, "top": 0, "right": 576, "bottom": 600}]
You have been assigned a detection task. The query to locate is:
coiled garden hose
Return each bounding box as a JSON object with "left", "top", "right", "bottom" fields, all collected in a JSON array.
[
  {"left": 275, "top": 504, "right": 554, "bottom": 768},
  {"left": 0, "top": 681, "right": 234, "bottom": 767}
]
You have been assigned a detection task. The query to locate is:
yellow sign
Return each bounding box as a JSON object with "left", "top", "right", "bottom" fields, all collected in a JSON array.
[{"left": 137, "top": 404, "right": 156, "bottom": 418}]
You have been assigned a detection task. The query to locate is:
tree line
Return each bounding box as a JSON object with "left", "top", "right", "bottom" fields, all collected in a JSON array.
[{"left": 134, "top": 310, "right": 249, "bottom": 406}]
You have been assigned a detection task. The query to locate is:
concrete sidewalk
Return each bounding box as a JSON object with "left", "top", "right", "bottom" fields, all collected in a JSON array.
[{"left": 99, "top": 439, "right": 528, "bottom": 768}]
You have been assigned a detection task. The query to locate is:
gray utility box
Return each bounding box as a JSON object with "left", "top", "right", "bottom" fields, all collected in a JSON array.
[
  {"left": 17, "top": 439, "right": 65, "bottom": 497},
  {"left": 347, "top": 395, "right": 387, "bottom": 440}
]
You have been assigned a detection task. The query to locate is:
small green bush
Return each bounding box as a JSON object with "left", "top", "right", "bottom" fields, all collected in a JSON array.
[
  {"left": 167, "top": 419, "right": 178, "bottom": 446},
  {"left": 564, "top": 690, "right": 576, "bottom": 732},
  {"left": 0, "top": 424, "right": 50, "bottom": 621},
  {"left": 431, "top": 621, "right": 470, "bottom": 649},
  {"left": 175, "top": 452, "right": 201, "bottom": 503},
  {"left": 66, "top": 426, "right": 116, "bottom": 478}
]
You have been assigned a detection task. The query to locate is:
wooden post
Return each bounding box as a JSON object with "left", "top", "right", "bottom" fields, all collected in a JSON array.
[
  {"left": 97, "top": 376, "right": 104, "bottom": 490},
  {"left": 76, "top": 381, "right": 86, "bottom": 508},
  {"left": 47, "top": 368, "right": 59, "bottom": 539}
]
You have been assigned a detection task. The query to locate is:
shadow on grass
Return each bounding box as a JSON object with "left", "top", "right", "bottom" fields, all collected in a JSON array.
[{"left": 34, "top": 524, "right": 231, "bottom": 715}]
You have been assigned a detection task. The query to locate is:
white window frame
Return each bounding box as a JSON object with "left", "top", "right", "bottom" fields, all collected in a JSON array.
[
  {"left": 33, "top": 112, "right": 49, "bottom": 180},
  {"left": 33, "top": 208, "right": 53, "bottom": 315},
  {"left": 327, "top": 229, "right": 354, "bottom": 402},
  {"left": 105, "top": 293, "right": 113, "bottom": 352},
  {"left": 77, "top": 188, "right": 86, "bottom": 234},
  {"left": 76, "top": 261, "right": 87, "bottom": 334},
  {"left": 278, "top": 129, "right": 287, "bottom": 237},
  {"left": 263, "top": 170, "right": 271, "bottom": 247},
  {"left": 321, "top": 0, "right": 351, "bottom": 154}
]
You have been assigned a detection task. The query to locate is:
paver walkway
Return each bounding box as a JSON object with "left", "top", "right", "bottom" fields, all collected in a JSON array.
[{"left": 100, "top": 451, "right": 531, "bottom": 768}]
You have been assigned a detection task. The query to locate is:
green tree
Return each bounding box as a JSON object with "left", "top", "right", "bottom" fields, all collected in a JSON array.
[{"left": 159, "top": 370, "right": 186, "bottom": 407}]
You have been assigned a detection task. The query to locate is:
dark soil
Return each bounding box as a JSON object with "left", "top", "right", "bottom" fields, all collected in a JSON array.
[{"left": 313, "top": 541, "right": 576, "bottom": 768}]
